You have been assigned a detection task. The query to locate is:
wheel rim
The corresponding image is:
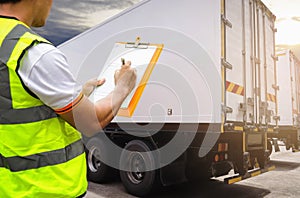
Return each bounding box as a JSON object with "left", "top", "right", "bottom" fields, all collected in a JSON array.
[
  {"left": 126, "top": 152, "right": 146, "bottom": 184},
  {"left": 88, "top": 146, "right": 102, "bottom": 172}
]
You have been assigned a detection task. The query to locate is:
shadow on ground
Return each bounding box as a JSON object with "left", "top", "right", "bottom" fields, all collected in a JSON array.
[{"left": 146, "top": 179, "right": 270, "bottom": 198}]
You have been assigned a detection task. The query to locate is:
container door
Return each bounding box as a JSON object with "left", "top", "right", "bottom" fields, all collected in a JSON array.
[
  {"left": 224, "top": 0, "right": 248, "bottom": 124},
  {"left": 249, "top": 0, "right": 277, "bottom": 127},
  {"left": 260, "top": 3, "right": 277, "bottom": 127},
  {"left": 223, "top": 0, "right": 277, "bottom": 127}
]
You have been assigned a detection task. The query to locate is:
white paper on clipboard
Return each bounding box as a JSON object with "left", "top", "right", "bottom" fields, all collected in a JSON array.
[{"left": 89, "top": 41, "right": 163, "bottom": 117}]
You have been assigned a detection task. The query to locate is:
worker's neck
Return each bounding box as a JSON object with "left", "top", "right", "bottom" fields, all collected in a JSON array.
[{"left": 0, "top": 3, "right": 33, "bottom": 27}]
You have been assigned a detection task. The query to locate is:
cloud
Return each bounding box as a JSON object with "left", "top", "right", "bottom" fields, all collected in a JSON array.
[
  {"left": 53, "top": 0, "right": 141, "bottom": 11},
  {"left": 34, "top": 0, "right": 142, "bottom": 45}
]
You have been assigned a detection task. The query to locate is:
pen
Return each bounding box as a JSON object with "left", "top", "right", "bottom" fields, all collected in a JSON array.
[{"left": 121, "top": 58, "right": 125, "bottom": 65}]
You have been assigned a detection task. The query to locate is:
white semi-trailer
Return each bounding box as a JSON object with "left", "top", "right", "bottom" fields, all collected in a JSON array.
[
  {"left": 269, "top": 49, "right": 300, "bottom": 152},
  {"left": 58, "top": 0, "right": 277, "bottom": 196}
]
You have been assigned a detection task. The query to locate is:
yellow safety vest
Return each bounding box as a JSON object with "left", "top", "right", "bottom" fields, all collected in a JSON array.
[{"left": 0, "top": 16, "right": 87, "bottom": 197}]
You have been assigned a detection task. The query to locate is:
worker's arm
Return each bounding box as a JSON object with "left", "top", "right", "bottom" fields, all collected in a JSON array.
[
  {"left": 59, "top": 61, "right": 136, "bottom": 137},
  {"left": 20, "top": 43, "right": 136, "bottom": 137}
]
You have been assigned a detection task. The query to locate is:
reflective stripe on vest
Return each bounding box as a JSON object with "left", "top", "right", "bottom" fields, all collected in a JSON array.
[
  {"left": 0, "top": 139, "right": 84, "bottom": 172},
  {"left": 0, "top": 24, "right": 36, "bottom": 64},
  {"left": 0, "top": 23, "right": 57, "bottom": 124}
]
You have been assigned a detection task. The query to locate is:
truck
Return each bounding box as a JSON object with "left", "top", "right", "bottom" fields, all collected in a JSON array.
[
  {"left": 58, "top": 0, "right": 278, "bottom": 196},
  {"left": 268, "top": 49, "right": 300, "bottom": 153}
]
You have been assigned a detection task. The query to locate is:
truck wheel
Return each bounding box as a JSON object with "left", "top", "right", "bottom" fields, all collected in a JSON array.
[
  {"left": 256, "top": 150, "right": 266, "bottom": 169},
  {"left": 120, "top": 140, "right": 159, "bottom": 197},
  {"left": 235, "top": 152, "right": 249, "bottom": 175},
  {"left": 86, "top": 136, "right": 115, "bottom": 183},
  {"left": 236, "top": 164, "right": 248, "bottom": 176},
  {"left": 267, "top": 139, "right": 273, "bottom": 156}
]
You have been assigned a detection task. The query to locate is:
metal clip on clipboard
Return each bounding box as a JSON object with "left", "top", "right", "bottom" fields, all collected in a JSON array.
[{"left": 125, "top": 37, "right": 149, "bottom": 49}]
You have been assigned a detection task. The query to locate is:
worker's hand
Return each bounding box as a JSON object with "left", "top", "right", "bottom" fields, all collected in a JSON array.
[
  {"left": 82, "top": 78, "right": 106, "bottom": 97},
  {"left": 114, "top": 60, "right": 137, "bottom": 96}
]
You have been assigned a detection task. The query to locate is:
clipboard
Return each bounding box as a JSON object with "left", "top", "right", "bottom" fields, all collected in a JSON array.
[{"left": 89, "top": 37, "right": 164, "bottom": 117}]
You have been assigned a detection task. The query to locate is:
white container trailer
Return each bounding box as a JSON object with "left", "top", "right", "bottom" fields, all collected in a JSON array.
[
  {"left": 59, "top": 0, "right": 275, "bottom": 196},
  {"left": 271, "top": 49, "right": 300, "bottom": 151}
]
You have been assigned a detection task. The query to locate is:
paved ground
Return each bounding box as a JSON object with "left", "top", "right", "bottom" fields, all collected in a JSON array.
[
  {"left": 85, "top": 144, "right": 300, "bottom": 198},
  {"left": 238, "top": 146, "right": 300, "bottom": 198}
]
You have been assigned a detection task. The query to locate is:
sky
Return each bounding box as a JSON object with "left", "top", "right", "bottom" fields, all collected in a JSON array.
[
  {"left": 34, "top": 0, "right": 142, "bottom": 46},
  {"left": 262, "top": 0, "right": 300, "bottom": 45},
  {"left": 262, "top": 0, "right": 300, "bottom": 58}
]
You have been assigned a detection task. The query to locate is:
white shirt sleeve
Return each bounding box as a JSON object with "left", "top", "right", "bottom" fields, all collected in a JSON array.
[{"left": 19, "top": 43, "right": 82, "bottom": 112}]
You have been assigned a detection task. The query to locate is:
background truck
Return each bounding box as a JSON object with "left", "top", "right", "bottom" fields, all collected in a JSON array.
[
  {"left": 268, "top": 49, "right": 300, "bottom": 153},
  {"left": 58, "top": 0, "right": 278, "bottom": 196}
]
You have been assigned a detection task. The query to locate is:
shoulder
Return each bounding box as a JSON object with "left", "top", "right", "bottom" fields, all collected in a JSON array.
[
  {"left": 28, "top": 42, "right": 64, "bottom": 59},
  {"left": 24, "top": 42, "right": 68, "bottom": 69},
  {"left": 20, "top": 42, "right": 82, "bottom": 110}
]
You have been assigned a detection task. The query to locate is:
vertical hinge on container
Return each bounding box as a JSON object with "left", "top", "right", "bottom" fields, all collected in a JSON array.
[
  {"left": 239, "top": 103, "right": 247, "bottom": 112},
  {"left": 272, "top": 84, "right": 279, "bottom": 91},
  {"left": 270, "top": 24, "right": 277, "bottom": 33},
  {"left": 260, "top": 101, "right": 268, "bottom": 108},
  {"left": 267, "top": 109, "right": 274, "bottom": 118},
  {"left": 256, "top": 0, "right": 262, "bottom": 10},
  {"left": 247, "top": 98, "right": 254, "bottom": 106},
  {"left": 272, "top": 54, "right": 278, "bottom": 61},
  {"left": 222, "top": 105, "right": 233, "bottom": 114},
  {"left": 273, "top": 115, "right": 280, "bottom": 121},
  {"left": 260, "top": 102, "right": 268, "bottom": 116},
  {"left": 221, "top": 14, "right": 232, "bottom": 28},
  {"left": 221, "top": 58, "right": 233, "bottom": 70},
  {"left": 255, "top": 58, "right": 261, "bottom": 64}
]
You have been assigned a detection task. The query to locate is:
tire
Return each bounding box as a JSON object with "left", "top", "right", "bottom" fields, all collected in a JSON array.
[
  {"left": 236, "top": 164, "right": 248, "bottom": 176},
  {"left": 256, "top": 150, "right": 266, "bottom": 169},
  {"left": 235, "top": 153, "right": 249, "bottom": 175},
  {"left": 267, "top": 139, "right": 273, "bottom": 156},
  {"left": 119, "top": 140, "right": 159, "bottom": 197},
  {"left": 86, "top": 136, "right": 116, "bottom": 183}
]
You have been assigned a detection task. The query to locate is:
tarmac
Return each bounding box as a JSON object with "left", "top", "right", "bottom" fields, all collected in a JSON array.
[{"left": 85, "top": 143, "right": 300, "bottom": 198}]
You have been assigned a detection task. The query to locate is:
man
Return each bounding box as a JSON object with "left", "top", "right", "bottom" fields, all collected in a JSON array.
[{"left": 0, "top": 0, "right": 136, "bottom": 197}]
